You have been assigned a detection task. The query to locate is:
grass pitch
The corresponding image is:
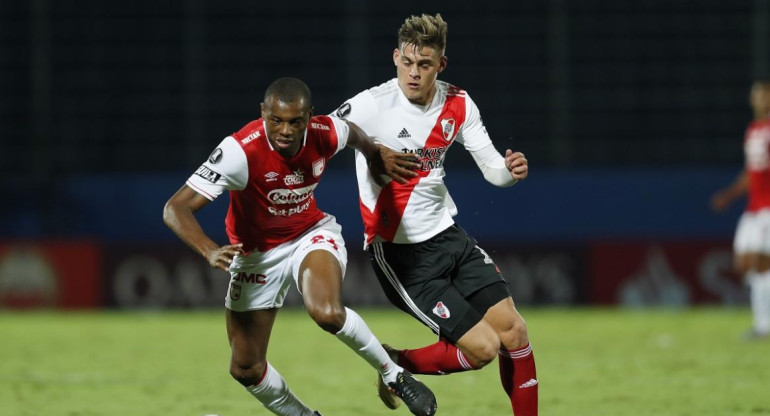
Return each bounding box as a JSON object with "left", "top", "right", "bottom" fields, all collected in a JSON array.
[{"left": 1, "top": 307, "right": 768, "bottom": 416}]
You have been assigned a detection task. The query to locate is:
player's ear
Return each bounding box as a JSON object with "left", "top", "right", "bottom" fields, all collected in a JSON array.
[
  {"left": 393, "top": 48, "right": 400, "bottom": 67},
  {"left": 438, "top": 55, "right": 448, "bottom": 73},
  {"left": 260, "top": 102, "right": 266, "bottom": 118}
]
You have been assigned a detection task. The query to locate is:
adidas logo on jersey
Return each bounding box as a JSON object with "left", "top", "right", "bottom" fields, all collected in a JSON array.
[{"left": 397, "top": 128, "right": 411, "bottom": 138}]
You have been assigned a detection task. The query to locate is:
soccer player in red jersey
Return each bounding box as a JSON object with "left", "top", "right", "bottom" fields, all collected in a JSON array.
[
  {"left": 712, "top": 80, "right": 770, "bottom": 340},
  {"left": 163, "top": 77, "right": 436, "bottom": 416},
  {"left": 333, "top": 14, "right": 537, "bottom": 416}
]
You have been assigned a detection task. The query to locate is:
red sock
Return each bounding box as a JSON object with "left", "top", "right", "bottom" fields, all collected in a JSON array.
[
  {"left": 398, "top": 338, "right": 477, "bottom": 375},
  {"left": 499, "top": 343, "right": 538, "bottom": 416}
]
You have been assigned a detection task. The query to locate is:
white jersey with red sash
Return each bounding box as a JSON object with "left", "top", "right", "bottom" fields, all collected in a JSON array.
[
  {"left": 338, "top": 79, "right": 494, "bottom": 247},
  {"left": 185, "top": 115, "right": 348, "bottom": 253}
]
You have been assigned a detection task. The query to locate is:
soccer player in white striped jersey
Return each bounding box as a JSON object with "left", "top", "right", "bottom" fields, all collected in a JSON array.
[{"left": 334, "top": 13, "right": 538, "bottom": 416}]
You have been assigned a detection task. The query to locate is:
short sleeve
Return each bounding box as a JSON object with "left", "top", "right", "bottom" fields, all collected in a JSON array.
[
  {"left": 329, "top": 116, "right": 350, "bottom": 155},
  {"left": 331, "top": 90, "right": 378, "bottom": 128},
  {"left": 185, "top": 136, "right": 248, "bottom": 200}
]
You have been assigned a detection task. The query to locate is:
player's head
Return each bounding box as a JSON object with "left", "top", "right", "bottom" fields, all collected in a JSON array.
[
  {"left": 393, "top": 13, "right": 448, "bottom": 106},
  {"left": 261, "top": 77, "right": 313, "bottom": 157},
  {"left": 750, "top": 80, "right": 770, "bottom": 120}
]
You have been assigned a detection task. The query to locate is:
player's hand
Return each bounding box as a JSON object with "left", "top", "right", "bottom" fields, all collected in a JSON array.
[
  {"left": 206, "top": 243, "right": 244, "bottom": 271},
  {"left": 710, "top": 191, "right": 732, "bottom": 213},
  {"left": 369, "top": 144, "right": 420, "bottom": 185},
  {"left": 505, "top": 149, "right": 528, "bottom": 181}
]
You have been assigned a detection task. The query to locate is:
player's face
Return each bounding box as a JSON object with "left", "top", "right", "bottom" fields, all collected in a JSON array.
[
  {"left": 261, "top": 98, "right": 311, "bottom": 158},
  {"left": 393, "top": 43, "right": 447, "bottom": 106}
]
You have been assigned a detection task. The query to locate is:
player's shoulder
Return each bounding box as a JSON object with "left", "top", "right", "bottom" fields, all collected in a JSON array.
[
  {"left": 231, "top": 119, "right": 265, "bottom": 147},
  {"left": 437, "top": 80, "right": 467, "bottom": 98},
  {"left": 368, "top": 78, "right": 400, "bottom": 99},
  {"left": 308, "top": 115, "right": 335, "bottom": 132}
]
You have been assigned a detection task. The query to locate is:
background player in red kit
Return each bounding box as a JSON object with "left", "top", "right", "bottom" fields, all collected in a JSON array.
[
  {"left": 712, "top": 80, "right": 770, "bottom": 340},
  {"left": 334, "top": 14, "right": 537, "bottom": 416},
  {"left": 163, "top": 77, "right": 436, "bottom": 416}
]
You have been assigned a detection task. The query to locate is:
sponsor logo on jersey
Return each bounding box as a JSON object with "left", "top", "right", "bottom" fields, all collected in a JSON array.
[
  {"left": 401, "top": 147, "right": 448, "bottom": 170},
  {"left": 233, "top": 273, "right": 267, "bottom": 285},
  {"left": 397, "top": 128, "right": 411, "bottom": 138},
  {"left": 312, "top": 158, "right": 325, "bottom": 177},
  {"left": 311, "top": 122, "right": 330, "bottom": 131},
  {"left": 208, "top": 148, "right": 223, "bottom": 164},
  {"left": 230, "top": 283, "right": 241, "bottom": 300},
  {"left": 194, "top": 165, "right": 222, "bottom": 183},
  {"left": 440, "top": 118, "right": 456, "bottom": 141},
  {"left": 268, "top": 199, "right": 313, "bottom": 217},
  {"left": 333, "top": 102, "right": 351, "bottom": 119},
  {"left": 283, "top": 169, "right": 305, "bottom": 186},
  {"left": 266, "top": 183, "right": 317, "bottom": 205},
  {"left": 432, "top": 301, "right": 450, "bottom": 319},
  {"left": 264, "top": 172, "right": 279, "bottom": 182},
  {"left": 241, "top": 131, "right": 261, "bottom": 145}
]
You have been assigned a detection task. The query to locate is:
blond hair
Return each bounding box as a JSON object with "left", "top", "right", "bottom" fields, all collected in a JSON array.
[{"left": 397, "top": 13, "right": 448, "bottom": 55}]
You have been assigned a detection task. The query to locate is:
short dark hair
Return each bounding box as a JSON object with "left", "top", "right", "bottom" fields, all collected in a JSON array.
[{"left": 264, "top": 77, "right": 312, "bottom": 107}]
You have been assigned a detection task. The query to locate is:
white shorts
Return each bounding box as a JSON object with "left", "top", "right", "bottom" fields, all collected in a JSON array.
[
  {"left": 734, "top": 209, "right": 770, "bottom": 255},
  {"left": 224, "top": 215, "right": 348, "bottom": 311}
]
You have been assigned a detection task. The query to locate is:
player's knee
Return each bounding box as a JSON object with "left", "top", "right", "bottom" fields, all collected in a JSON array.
[
  {"left": 468, "top": 339, "right": 499, "bottom": 368},
  {"left": 307, "top": 303, "right": 346, "bottom": 334},
  {"left": 462, "top": 333, "right": 500, "bottom": 368},
  {"left": 230, "top": 361, "right": 266, "bottom": 387},
  {"left": 499, "top": 316, "right": 530, "bottom": 350}
]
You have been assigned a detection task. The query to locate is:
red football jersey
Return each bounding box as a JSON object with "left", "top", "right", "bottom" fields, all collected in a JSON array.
[
  {"left": 186, "top": 115, "right": 349, "bottom": 252},
  {"left": 745, "top": 120, "right": 770, "bottom": 212}
]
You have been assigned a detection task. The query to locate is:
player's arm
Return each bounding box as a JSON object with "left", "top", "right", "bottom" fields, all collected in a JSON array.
[
  {"left": 711, "top": 169, "right": 748, "bottom": 213},
  {"left": 468, "top": 145, "right": 528, "bottom": 187},
  {"left": 344, "top": 120, "right": 419, "bottom": 184},
  {"left": 163, "top": 185, "right": 243, "bottom": 271}
]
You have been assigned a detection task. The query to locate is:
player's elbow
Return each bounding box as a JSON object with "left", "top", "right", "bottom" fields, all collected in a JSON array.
[{"left": 162, "top": 199, "right": 178, "bottom": 229}]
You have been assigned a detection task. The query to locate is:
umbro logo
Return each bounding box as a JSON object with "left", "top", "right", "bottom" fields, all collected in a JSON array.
[
  {"left": 397, "top": 128, "right": 411, "bottom": 138},
  {"left": 264, "top": 172, "right": 279, "bottom": 182},
  {"left": 519, "top": 379, "right": 538, "bottom": 389}
]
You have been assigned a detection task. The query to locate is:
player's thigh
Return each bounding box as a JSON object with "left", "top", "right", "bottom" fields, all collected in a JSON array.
[
  {"left": 369, "top": 238, "right": 485, "bottom": 343},
  {"left": 226, "top": 308, "right": 279, "bottom": 365},
  {"left": 290, "top": 217, "right": 348, "bottom": 299}
]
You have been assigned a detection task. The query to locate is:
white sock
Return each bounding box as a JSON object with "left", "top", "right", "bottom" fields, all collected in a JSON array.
[
  {"left": 335, "top": 307, "right": 402, "bottom": 383},
  {"left": 753, "top": 271, "right": 770, "bottom": 334},
  {"left": 245, "top": 363, "right": 316, "bottom": 416}
]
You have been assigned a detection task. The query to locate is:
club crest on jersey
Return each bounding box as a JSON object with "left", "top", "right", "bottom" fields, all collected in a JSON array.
[
  {"left": 432, "top": 301, "right": 450, "bottom": 319},
  {"left": 440, "top": 118, "right": 456, "bottom": 141},
  {"left": 283, "top": 169, "right": 304, "bottom": 186},
  {"left": 312, "top": 158, "right": 325, "bottom": 177}
]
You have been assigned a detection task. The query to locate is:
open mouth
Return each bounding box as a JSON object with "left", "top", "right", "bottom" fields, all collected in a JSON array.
[{"left": 274, "top": 138, "right": 293, "bottom": 149}]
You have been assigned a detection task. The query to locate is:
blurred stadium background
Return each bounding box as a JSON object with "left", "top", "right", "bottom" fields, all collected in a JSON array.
[
  {"left": 1, "top": 0, "right": 768, "bottom": 309},
  {"left": 3, "top": 1, "right": 770, "bottom": 415}
]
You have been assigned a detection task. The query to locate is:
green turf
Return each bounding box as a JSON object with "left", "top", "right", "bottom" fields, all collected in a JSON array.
[{"left": 1, "top": 307, "right": 768, "bottom": 416}]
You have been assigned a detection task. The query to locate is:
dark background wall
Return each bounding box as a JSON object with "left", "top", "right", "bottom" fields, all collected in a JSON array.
[{"left": 1, "top": 0, "right": 767, "bottom": 307}]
